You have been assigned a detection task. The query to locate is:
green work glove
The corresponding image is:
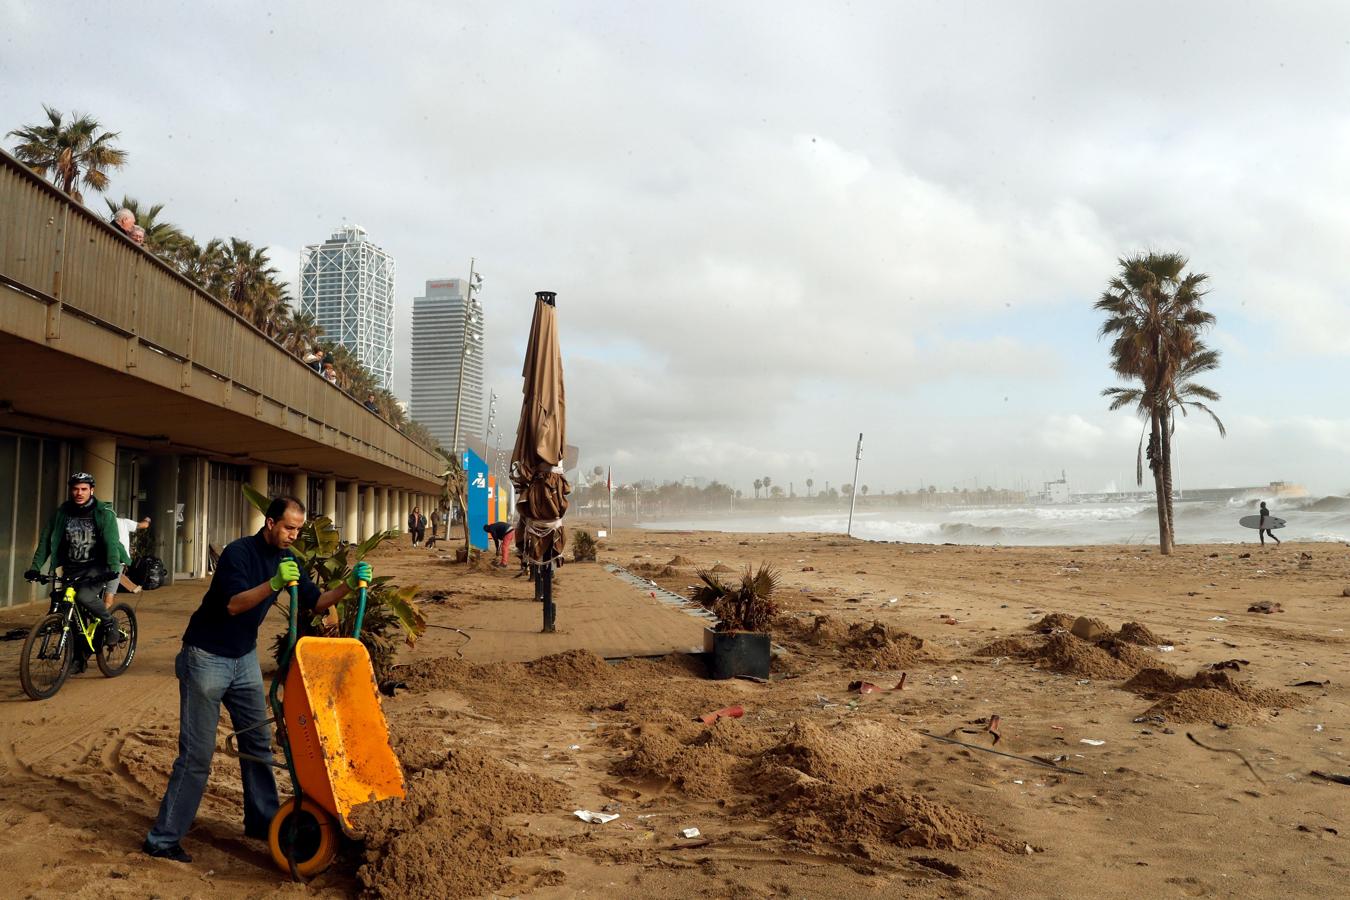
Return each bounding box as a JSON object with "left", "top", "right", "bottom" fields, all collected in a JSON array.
[
  {"left": 270, "top": 558, "right": 301, "bottom": 592},
  {"left": 347, "top": 561, "right": 373, "bottom": 591}
]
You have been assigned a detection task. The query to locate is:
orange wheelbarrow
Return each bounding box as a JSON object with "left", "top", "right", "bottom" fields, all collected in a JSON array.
[{"left": 238, "top": 580, "right": 405, "bottom": 878}]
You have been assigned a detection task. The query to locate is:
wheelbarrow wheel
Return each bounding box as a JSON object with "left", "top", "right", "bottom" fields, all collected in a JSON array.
[{"left": 268, "top": 797, "right": 337, "bottom": 878}]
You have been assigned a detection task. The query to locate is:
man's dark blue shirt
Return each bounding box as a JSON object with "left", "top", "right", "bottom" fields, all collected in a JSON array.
[{"left": 182, "top": 530, "right": 321, "bottom": 658}]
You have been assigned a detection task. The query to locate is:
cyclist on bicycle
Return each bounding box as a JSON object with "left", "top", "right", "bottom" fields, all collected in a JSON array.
[{"left": 24, "top": 472, "right": 130, "bottom": 672}]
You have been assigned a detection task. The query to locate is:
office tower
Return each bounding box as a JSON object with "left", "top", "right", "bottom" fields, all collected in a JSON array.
[
  {"left": 410, "top": 277, "right": 483, "bottom": 450},
  {"left": 298, "top": 225, "right": 395, "bottom": 387}
]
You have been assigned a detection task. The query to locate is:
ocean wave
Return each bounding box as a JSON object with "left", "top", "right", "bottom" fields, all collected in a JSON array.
[
  {"left": 1294, "top": 495, "right": 1350, "bottom": 512},
  {"left": 958, "top": 505, "right": 1144, "bottom": 522}
]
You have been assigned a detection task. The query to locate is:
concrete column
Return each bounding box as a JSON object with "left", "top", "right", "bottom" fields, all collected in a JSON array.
[
  {"left": 293, "top": 471, "right": 309, "bottom": 508},
  {"left": 322, "top": 477, "right": 338, "bottom": 522},
  {"left": 344, "top": 482, "right": 360, "bottom": 542},
  {"left": 248, "top": 464, "right": 268, "bottom": 533},
  {"left": 82, "top": 436, "right": 117, "bottom": 498},
  {"left": 375, "top": 487, "right": 387, "bottom": 533},
  {"left": 362, "top": 485, "right": 376, "bottom": 541},
  {"left": 385, "top": 488, "right": 396, "bottom": 532},
  {"left": 147, "top": 454, "right": 180, "bottom": 584}
]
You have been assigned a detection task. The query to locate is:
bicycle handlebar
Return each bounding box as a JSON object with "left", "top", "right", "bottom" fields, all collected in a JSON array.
[{"left": 28, "top": 571, "right": 117, "bottom": 588}]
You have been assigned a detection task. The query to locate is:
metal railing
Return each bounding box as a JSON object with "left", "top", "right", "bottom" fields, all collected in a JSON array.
[{"left": 0, "top": 148, "right": 439, "bottom": 483}]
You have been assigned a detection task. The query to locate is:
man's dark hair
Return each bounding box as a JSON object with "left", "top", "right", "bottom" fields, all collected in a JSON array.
[{"left": 265, "top": 495, "right": 305, "bottom": 524}]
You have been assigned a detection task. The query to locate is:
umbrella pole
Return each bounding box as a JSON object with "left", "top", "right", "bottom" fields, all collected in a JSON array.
[{"left": 540, "top": 562, "right": 556, "bottom": 632}]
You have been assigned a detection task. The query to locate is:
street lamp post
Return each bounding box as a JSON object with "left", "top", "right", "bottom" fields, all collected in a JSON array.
[
  {"left": 451, "top": 259, "right": 484, "bottom": 455},
  {"left": 483, "top": 389, "right": 497, "bottom": 447},
  {"left": 846, "top": 433, "right": 863, "bottom": 537}
]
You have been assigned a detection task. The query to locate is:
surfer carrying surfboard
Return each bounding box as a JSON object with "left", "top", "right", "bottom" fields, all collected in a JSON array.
[{"left": 1258, "top": 501, "right": 1281, "bottom": 546}]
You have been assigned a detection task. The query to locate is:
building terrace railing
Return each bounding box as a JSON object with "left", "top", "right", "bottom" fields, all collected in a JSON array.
[{"left": 0, "top": 148, "right": 440, "bottom": 484}]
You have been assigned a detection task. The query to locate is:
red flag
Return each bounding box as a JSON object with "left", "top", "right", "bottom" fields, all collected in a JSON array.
[{"left": 607, "top": 466, "right": 612, "bottom": 491}]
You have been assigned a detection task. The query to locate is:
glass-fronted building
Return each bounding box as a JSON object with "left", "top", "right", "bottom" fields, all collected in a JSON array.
[
  {"left": 298, "top": 225, "right": 396, "bottom": 387},
  {"left": 410, "top": 278, "right": 484, "bottom": 450}
]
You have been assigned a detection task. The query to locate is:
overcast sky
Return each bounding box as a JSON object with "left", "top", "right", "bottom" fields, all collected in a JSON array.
[{"left": 5, "top": 1, "right": 1349, "bottom": 496}]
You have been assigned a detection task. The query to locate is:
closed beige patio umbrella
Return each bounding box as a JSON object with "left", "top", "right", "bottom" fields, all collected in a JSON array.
[{"left": 509, "top": 291, "right": 570, "bottom": 631}]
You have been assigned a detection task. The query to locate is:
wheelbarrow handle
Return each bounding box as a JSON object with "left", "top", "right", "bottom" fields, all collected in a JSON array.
[
  {"left": 353, "top": 583, "right": 368, "bottom": 642},
  {"left": 223, "top": 717, "right": 287, "bottom": 769}
]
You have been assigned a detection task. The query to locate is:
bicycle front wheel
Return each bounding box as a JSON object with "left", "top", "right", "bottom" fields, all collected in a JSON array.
[
  {"left": 20, "top": 613, "right": 71, "bottom": 700},
  {"left": 96, "top": 603, "right": 137, "bottom": 678}
]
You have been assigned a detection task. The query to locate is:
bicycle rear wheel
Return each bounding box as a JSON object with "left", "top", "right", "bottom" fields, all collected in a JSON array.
[
  {"left": 20, "top": 613, "right": 72, "bottom": 700},
  {"left": 97, "top": 604, "right": 138, "bottom": 677}
]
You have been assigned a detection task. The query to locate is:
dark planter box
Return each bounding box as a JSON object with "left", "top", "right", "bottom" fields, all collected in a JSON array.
[{"left": 704, "top": 627, "right": 770, "bottom": 680}]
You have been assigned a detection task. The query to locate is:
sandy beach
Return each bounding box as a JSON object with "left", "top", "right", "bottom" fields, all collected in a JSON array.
[{"left": 1, "top": 528, "right": 1346, "bottom": 898}]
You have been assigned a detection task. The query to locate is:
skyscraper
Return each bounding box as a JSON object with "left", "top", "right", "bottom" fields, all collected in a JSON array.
[
  {"left": 299, "top": 225, "right": 396, "bottom": 387},
  {"left": 410, "top": 278, "right": 484, "bottom": 450}
]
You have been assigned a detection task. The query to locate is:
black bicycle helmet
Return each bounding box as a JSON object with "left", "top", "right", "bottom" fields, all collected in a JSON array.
[{"left": 68, "top": 472, "right": 95, "bottom": 488}]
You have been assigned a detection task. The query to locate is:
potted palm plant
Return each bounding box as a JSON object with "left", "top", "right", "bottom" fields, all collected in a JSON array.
[
  {"left": 690, "top": 564, "right": 778, "bottom": 680},
  {"left": 242, "top": 485, "right": 425, "bottom": 682}
]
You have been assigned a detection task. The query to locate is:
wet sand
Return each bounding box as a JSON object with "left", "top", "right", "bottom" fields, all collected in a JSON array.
[{"left": 0, "top": 529, "right": 1346, "bottom": 898}]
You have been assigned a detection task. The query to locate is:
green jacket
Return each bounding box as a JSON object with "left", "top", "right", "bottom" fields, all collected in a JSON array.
[{"left": 31, "top": 497, "right": 131, "bottom": 573}]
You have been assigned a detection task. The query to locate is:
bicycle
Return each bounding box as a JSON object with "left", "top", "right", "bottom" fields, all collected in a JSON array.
[{"left": 19, "top": 571, "right": 138, "bottom": 701}]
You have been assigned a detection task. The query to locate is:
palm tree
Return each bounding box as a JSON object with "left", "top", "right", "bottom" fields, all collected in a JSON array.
[
  {"left": 8, "top": 106, "right": 127, "bottom": 203},
  {"left": 437, "top": 448, "right": 471, "bottom": 559},
  {"left": 102, "top": 195, "right": 188, "bottom": 256},
  {"left": 762, "top": 476, "right": 772, "bottom": 498},
  {"left": 1096, "top": 252, "right": 1215, "bottom": 554},
  {"left": 1103, "top": 342, "right": 1226, "bottom": 542},
  {"left": 213, "top": 238, "right": 288, "bottom": 332},
  {"left": 805, "top": 477, "right": 814, "bottom": 498},
  {"left": 278, "top": 308, "right": 323, "bottom": 356},
  {"left": 171, "top": 237, "right": 224, "bottom": 287},
  {"left": 861, "top": 485, "right": 869, "bottom": 497},
  {"left": 753, "top": 478, "right": 762, "bottom": 499}
]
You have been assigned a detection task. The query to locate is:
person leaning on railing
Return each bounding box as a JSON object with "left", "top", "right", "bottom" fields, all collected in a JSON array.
[{"left": 110, "top": 207, "right": 136, "bottom": 238}]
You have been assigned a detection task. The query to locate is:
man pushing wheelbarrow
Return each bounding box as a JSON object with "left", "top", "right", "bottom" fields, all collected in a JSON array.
[{"left": 143, "top": 495, "right": 397, "bottom": 869}]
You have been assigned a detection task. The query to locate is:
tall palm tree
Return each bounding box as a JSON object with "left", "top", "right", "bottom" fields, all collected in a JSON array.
[
  {"left": 1096, "top": 252, "right": 1215, "bottom": 554},
  {"left": 103, "top": 195, "right": 189, "bottom": 257},
  {"left": 762, "top": 475, "right": 772, "bottom": 497},
  {"left": 278, "top": 308, "right": 324, "bottom": 356},
  {"left": 171, "top": 237, "right": 225, "bottom": 288},
  {"left": 753, "top": 478, "right": 762, "bottom": 499},
  {"left": 213, "top": 238, "right": 287, "bottom": 331},
  {"left": 805, "top": 477, "right": 814, "bottom": 497},
  {"left": 1102, "top": 343, "right": 1226, "bottom": 541},
  {"left": 7, "top": 106, "right": 127, "bottom": 203}
]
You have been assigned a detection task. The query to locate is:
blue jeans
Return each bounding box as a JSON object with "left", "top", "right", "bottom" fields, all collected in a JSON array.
[{"left": 145, "top": 645, "right": 279, "bottom": 849}]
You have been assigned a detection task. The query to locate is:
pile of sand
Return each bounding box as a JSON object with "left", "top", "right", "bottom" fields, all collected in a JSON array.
[
  {"left": 745, "top": 720, "right": 1014, "bottom": 853},
  {"left": 710, "top": 563, "right": 736, "bottom": 573},
  {"left": 523, "top": 650, "right": 616, "bottom": 687},
  {"left": 354, "top": 744, "right": 569, "bottom": 899},
  {"left": 614, "top": 714, "right": 765, "bottom": 798},
  {"left": 393, "top": 655, "right": 475, "bottom": 693},
  {"left": 613, "top": 715, "right": 1011, "bottom": 853},
  {"left": 1116, "top": 621, "right": 1170, "bottom": 646},
  {"left": 975, "top": 636, "right": 1036, "bottom": 657},
  {"left": 758, "top": 720, "right": 920, "bottom": 788},
  {"left": 1029, "top": 632, "right": 1159, "bottom": 679},
  {"left": 629, "top": 561, "right": 677, "bottom": 577},
  {"left": 1126, "top": 667, "right": 1303, "bottom": 724},
  {"left": 779, "top": 617, "right": 926, "bottom": 669},
  {"left": 1144, "top": 689, "right": 1268, "bottom": 725},
  {"left": 1028, "top": 613, "right": 1076, "bottom": 633},
  {"left": 666, "top": 555, "right": 695, "bottom": 566},
  {"left": 841, "top": 622, "right": 926, "bottom": 669},
  {"left": 762, "top": 778, "right": 1015, "bottom": 852}
]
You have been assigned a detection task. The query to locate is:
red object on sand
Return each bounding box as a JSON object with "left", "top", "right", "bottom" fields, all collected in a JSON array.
[{"left": 698, "top": 704, "right": 745, "bottom": 725}]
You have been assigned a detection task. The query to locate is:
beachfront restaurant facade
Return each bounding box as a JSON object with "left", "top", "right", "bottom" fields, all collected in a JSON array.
[{"left": 0, "top": 147, "right": 442, "bottom": 607}]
